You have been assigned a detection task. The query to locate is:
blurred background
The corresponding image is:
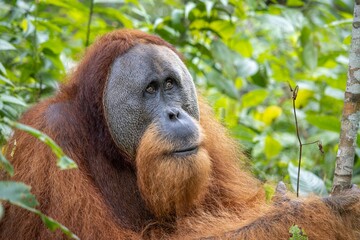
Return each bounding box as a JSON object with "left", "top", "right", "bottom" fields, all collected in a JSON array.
[{"left": 0, "top": 0, "right": 358, "bottom": 196}]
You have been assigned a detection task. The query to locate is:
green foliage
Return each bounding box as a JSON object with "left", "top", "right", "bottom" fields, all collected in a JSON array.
[
  {"left": 4, "top": 119, "right": 77, "bottom": 170},
  {"left": 289, "top": 224, "right": 308, "bottom": 240},
  {"left": 0, "top": 0, "right": 358, "bottom": 235},
  {"left": 0, "top": 152, "right": 13, "bottom": 176},
  {"left": 0, "top": 181, "right": 79, "bottom": 239},
  {"left": 0, "top": 1, "right": 77, "bottom": 234},
  {"left": 288, "top": 162, "right": 328, "bottom": 197},
  {"left": 263, "top": 182, "right": 276, "bottom": 202},
  {"left": 0, "top": 121, "right": 76, "bottom": 236},
  {"left": 0, "top": 181, "right": 38, "bottom": 208},
  {"left": 131, "top": 0, "right": 357, "bottom": 189}
]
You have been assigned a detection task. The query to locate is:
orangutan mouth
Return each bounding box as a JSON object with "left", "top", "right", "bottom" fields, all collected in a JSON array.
[{"left": 173, "top": 146, "right": 199, "bottom": 157}]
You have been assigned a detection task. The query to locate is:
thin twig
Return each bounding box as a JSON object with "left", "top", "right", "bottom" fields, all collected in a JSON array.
[
  {"left": 290, "top": 84, "right": 323, "bottom": 197},
  {"left": 85, "top": 0, "right": 94, "bottom": 47},
  {"left": 291, "top": 86, "right": 302, "bottom": 197},
  {"left": 302, "top": 141, "right": 320, "bottom": 146},
  {"left": 32, "top": 1, "right": 41, "bottom": 100}
]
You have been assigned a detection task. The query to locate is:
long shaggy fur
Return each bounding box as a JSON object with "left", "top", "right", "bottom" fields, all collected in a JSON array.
[
  {"left": 1, "top": 29, "right": 360, "bottom": 240},
  {"left": 136, "top": 123, "right": 211, "bottom": 218}
]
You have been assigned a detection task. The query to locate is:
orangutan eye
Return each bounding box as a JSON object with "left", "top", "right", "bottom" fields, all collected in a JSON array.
[
  {"left": 146, "top": 82, "right": 157, "bottom": 94},
  {"left": 165, "top": 78, "right": 174, "bottom": 90}
]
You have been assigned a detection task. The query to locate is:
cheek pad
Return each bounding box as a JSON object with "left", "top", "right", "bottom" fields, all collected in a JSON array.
[{"left": 103, "top": 75, "right": 146, "bottom": 157}]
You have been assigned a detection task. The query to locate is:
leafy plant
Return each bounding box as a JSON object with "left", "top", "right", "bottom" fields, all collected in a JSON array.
[
  {"left": 0, "top": 0, "right": 358, "bottom": 237},
  {"left": 289, "top": 224, "right": 308, "bottom": 240}
]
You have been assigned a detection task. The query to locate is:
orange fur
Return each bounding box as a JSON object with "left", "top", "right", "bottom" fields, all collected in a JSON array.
[
  {"left": 136, "top": 123, "right": 211, "bottom": 218},
  {"left": 1, "top": 29, "right": 360, "bottom": 240}
]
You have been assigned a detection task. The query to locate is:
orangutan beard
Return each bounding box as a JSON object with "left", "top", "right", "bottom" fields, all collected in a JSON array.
[{"left": 135, "top": 124, "right": 212, "bottom": 219}]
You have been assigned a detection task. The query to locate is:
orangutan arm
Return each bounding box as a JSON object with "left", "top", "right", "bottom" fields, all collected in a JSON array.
[{"left": 198, "top": 184, "right": 360, "bottom": 240}]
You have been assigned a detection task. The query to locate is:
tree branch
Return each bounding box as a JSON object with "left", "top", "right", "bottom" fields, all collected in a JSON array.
[{"left": 331, "top": 1, "right": 360, "bottom": 194}]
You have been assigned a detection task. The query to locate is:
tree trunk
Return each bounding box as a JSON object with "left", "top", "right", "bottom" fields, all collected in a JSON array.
[{"left": 331, "top": 0, "right": 360, "bottom": 195}]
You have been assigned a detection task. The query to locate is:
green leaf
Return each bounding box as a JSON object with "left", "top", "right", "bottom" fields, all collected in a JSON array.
[
  {"left": 0, "top": 122, "right": 13, "bottom": 141},
  {"left": 231, "top": 124, "right": 257, "bottom": 143},
  {"left": 264, "top": 135, "right": 282, "bottom": 159},
  {"left": 241, "top": 89, "right": 268, "bottom": 108},
  {"left": 193, "top": 43, "right": 212, "bottom": 57},
  {"left": 263, "top": 183, "right": 275, "bottom": 202},
  {"left": 306, "top": 114, "right": 340, "bottom": 132},
  {"left": 0, "top": 40, "right": 16, "bottom": 51},
  {"left": 0, "top": 62, "right": 6, "bottom": 75},
  {"left": 171, "top": 9, "right": 183, "bottom": 26},
  {"left": 220, "top": 0, "right": 228, "bottom": 5},
  {"left": 0, "top": 75, "right": 14, "bottom": 86},
  {"left": 189, "top": 19, "right": 209, "bottom": 30},
  {"left": 36, "top": 19, "right": 62, "bottom": 33},
  {"left": 206, "top": 70, "right": 239, "bottom": 99},
  {"left": 46, "top": 0, "right": 87, "bottom": 11},
  {"left": 235, "top": 58, "right": 259, "bottom": 78},
  {"left": 230, "top": 38, "right": 253, "bottom": 58},
  {"left": 251, "top": 65, "right": 268, "bottom": 87},
  {"left": 203, "top": 0, "right": 215, "bottom": 17},
  {"left": 209, "top": 21, "right": 236, "bottom": 40},
  {"left": 23, "top": 207, "right": 79, "bottom": 239},
  {"left": 40, "top": 40, "right": 64, "bottom": 55},
  {"left": 211, "top": 40, "right": 258, "bottom": 79},
  {"left": 153, "top": 18, "right": 164, "bottom": 29},
  {"left": 300, "top": 28, "right": 318, "bottom": 70},
  {"left": 185, "top": 2, "right": 196, "bottom": 18},
  {"left": 0, "top": 181, "right": 38, "bottom": 208},
  {"left": 57, "top": 156, "right": 77, "bottom": 170},
  {"left": 260, "top": 15, "right": 295, "bottom": 34},
  {"left": 0, "top": 152, "right": 14, "bottom": 176},
  {"left": 302, "top": 41, "right": 318, "bottom": 70},
  {"left": 343, "top": 34, "right": 351, "bottom": 45},
  {"left": 261, "top": 106, "right": 282, "bottom": 125},
  {"left": 3, "top": 119, "right": 77, "bottom": 170},
  {"left": 288, "top": 162, "right": 328, "bottom": 197},
  {"left": 289, "top": 225, "right": 308, "bottom": 240},
  {"left": 287, "top": 0, "right": 304, "bottom": 7},
  {"left": 39, "top": 214, "right": 64, "bottom": 231},
  {"left": 0, "top": 95, "right": 27, "bottom": 107},
  {"left": 0, "top": 181, "right": 79, "bottom": 239},
  {"left": 1, "top": 105, "right": 19, "bottom": 119},
  {"left": 37, "top": 214, "right": 79, "bottom": 239},
  {"left": 211, "top": 40, "right": 237, "bottom": 77},
  {"left": 93, "top": 6, "right": 133, "bottom": 28}
]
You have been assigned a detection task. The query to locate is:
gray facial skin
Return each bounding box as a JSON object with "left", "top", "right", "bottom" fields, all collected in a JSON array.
[{"left": 103, "top": 44, "right": 200, "bottom": 157}]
